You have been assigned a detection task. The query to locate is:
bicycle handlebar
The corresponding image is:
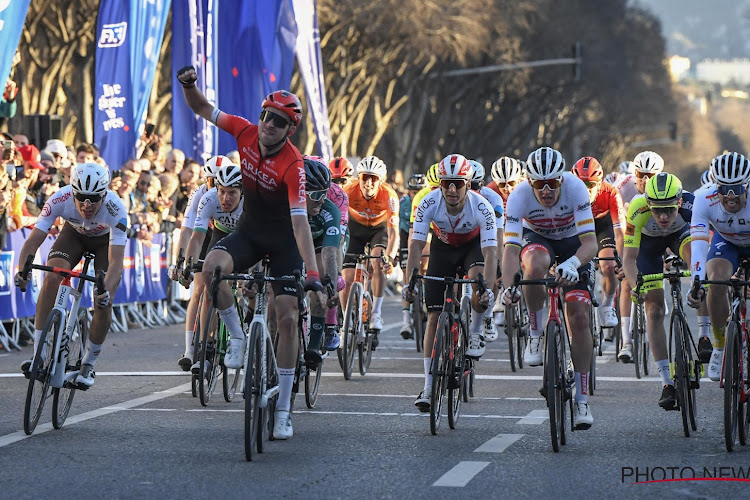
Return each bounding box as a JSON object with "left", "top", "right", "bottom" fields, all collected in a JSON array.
[
  {"left": 593, "top": 250, "right": 621, "bottom": 269},
  {"left": 20, "top": 254, "right": 105, "bottom": 293},
  {"left": 345, "top": 252, "right": 388, "bottom": 265},
  {"left": 409, "top": 268, "right": 487, "bottom": 293}
]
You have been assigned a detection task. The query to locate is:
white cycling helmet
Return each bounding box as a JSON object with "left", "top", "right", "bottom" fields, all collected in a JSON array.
[
  {"left": 214, "top": 163, "right": 243, "bottom": 188},
  {"left": 699, "top": 169, "right": 713, "bottom": 187},
  {"left": 711, "top": 152, "right": 750, "bottom": 185},
  {"left": 604, "top": 172, "right": 621, "bottom": 185},
  {"left": 526, "top": 147, "right": 565, "bottom": 180},
  {"left": 437, "top": 154, "right": 472, "bottom": 180},
  {"left": 203, "top": 155, "right": 231, "bottom": 179},
  {"left": 356, "top": 156, "right": 387, "bottom": 180},
  {"left": 469, "top": 160, "right": 485, "bottom": 184},
  {"left": 633, "top": 151, "right": 664, "bottom": 174},
  {"left": 491, "top": 157, "right": 523, "bottom": 184},
  {"left": 618, "top": 161, "right": 636, "bottom": 174},
  {"left": 70, "top": 162, "right": 109, "bottom": 196}
]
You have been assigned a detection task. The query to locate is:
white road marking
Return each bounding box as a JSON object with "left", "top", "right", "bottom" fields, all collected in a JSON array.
[
  {"left": 516, "top": 409, "right": 549, "bottom": 425},
  {"left": 0, "top": 382, "right": 191, "bottom": 449},
  {"left": 433, "top": 461, "right": 490, "bottom": 487},
  {"left": 474, "top": 433, "right": 524, "bottom": 453}
]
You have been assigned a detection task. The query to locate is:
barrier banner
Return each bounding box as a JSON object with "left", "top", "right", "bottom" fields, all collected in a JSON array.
[
  {"left": 0, "top": 230, "right": 167, "bottom": 321},
  {"left": 0, "top": 1, "right": 31, "bottom": 94}
]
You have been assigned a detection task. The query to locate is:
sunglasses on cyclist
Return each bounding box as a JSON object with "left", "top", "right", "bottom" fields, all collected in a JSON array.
[
  {"left": 635, "top": 170, "right": 656, "bottom": 179},
  {"left": 74, "top": 192, "right": 103, "bottom": 204},
  {"left": 717, "top": 183, "right": 747, "bottom": 197},
  {"left": 650, "top": 205, "right": 677, "bottom": 216},
  {"left": 440, "top": 179, "right": 467, "bottom": 190},
  {"left": 307, "top": 189, "right": 327, "bottom": 201},
  {"left": 359, "top": 173, "right": 381, "bottom": 183},
  {"left": 530, "top": 178, "right": 561, "bottom": 191},
  {"left": 584, "top": 180, "right": 600, "bottom": 189},
  {"left": 497, "top": 180, "right": 518, "bottom": 188},
  {"left": 259, "top": 109, "right": 291, "bottom": 128}
]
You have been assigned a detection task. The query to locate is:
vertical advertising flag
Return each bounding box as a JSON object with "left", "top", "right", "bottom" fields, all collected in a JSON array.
[
  {"left": 215, "top": 0, "right": 297, "bottom": 155},
  {"left": 292, "top": 0, "right": 333, "bottom": 159},
  {"left": 95, "top": 0, "right": 170, "bottom": 170},
  {"left": 0, "top": 0, "right": 31, "bottom": 91}
]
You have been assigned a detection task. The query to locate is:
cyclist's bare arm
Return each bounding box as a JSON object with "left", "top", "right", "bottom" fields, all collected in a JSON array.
[
  {"left": 481, "top": 245, "right": 498, "bottom": 286},
  {"left": 501, "top": 244, "right": 521, "bottom": 285},
  {"left": 17, "top": 228, "right": 48, "bottom": 270},
  {"left": 185, "top": 230, "right": 207, "bottom": 268},
  {"left": 104, "top": 244, "right": 126, "bottom": 295},
  {"left": 614, "top": 226, "right": 624, "bottom": 260},
  {"left": 176, "top": 226, "right": 193, "bottom": 261},
  {"left": 320, "top": 246, "right": 339, "bottom": 284},
  {"left": 405, "top": 237, "right": 427, "bottom": 285},
  {"left": 575, "top": 233, "right": 598, "bottom": 268},
  {"left": 180, "top": 68, "right": 215, "bottom": 121},
  {"left": 292, "top": 214, "right": 320, "bottom": 276},
  {"left": 385, "top": 225, "right": 399, "bottom": 263},
  {"left": 623, "top": 246, "right": 640, "bottom": 290}
]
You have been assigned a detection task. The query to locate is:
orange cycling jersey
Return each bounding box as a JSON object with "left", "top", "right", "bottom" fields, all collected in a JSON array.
[
  {"left": 591, "top": 182, "right": 625, "bottom": 228},
  {"left": 345, "top": 181, "right": 399, "bottom": 228}
]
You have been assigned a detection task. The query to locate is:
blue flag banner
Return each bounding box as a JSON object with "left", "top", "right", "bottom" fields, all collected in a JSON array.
[
  {"left": 171, "top": 0, "right": 218, "bottom": 162},
  {"left": 95, "top": 0, "right": 170, "bottom": 170},
  {"left": 0, "top": 0, "right": 31, "bottom": 91},
  {"left": 292, "top": 0, "right": 333, "bottom": 158},
  {"left": 215, "top": 0, "right": 297, "bottom": 154}
]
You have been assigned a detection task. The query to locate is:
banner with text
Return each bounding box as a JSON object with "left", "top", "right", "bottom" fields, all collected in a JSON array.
[{"left": 0, "top": 0, "right": 31, "bottom": 92}]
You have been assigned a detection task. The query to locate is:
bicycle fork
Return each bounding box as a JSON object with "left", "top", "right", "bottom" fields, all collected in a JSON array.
[{"left": 51, "top": 284, "right": 81, "bottom": 389}]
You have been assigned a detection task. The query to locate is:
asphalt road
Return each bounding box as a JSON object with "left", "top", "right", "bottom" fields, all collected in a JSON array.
[{"left": 1, "top": 294, "right": 749, "bottom": 500}]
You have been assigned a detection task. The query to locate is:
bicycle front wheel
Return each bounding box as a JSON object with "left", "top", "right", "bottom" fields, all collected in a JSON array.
[
  {"left": 24, "top": 309, "right": 61, "bottom": 435},
  {"left": 724, "top": 320, "right": 741, "bottom": 451},
  {"left": 633, "top": 303, "right": 643, "bottom": 379},
  {"left": 430, "top": 313, "right": 449, "bottom": 435},
  {"left": 221, "top": 320, "right": 241, "bottom": 402},
  {"left": 545, "top": 321, "right": 564, "bottom": 452},
  {"left": 358, "top": 294, "right": 374, "bottom": 376},
  {"left": 305, "top": 352, "right": 323, "bottom": 408},
  {"left": 199, "top": 306, "right": 221, "bottom": 406},
  {"left": 413, "top": 285, "right": 425, "bottom": 353},
  {"left": 670, "top": 314, "right": 691, "bottom": 437},
  {"left": 52, "top": 309, "right": 87, "bottom": 429},
  {"left": 505, "top": 304, "right": 518, "bottom": 373},
  {"left": 342, "top": 284, "right": 361, "bottom": 380},
  {"left": 244, "top": 324, "right": 263, "bottom": 461}
]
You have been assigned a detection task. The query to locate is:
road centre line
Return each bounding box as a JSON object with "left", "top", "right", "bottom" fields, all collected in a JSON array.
[
  {"left": 516, "top": 409, "right": 549, "bottom": 425},
  {"left": 474, "top": 433, "right": 525, "bottom": 453},
  {"left": 433, "top": 461, "right": 490, "bottom": 487},
  {"left": 0, "top": 382, "right": 191, "bottom": 449}
]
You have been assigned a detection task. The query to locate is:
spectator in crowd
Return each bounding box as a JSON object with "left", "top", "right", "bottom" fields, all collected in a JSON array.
[
  {"left": 172, "top": 158, "right": 200, "bottom": 219},
  {"left": 225, "top": 150, "right": 240, "bottom": 165},
  {"left": 132, "top": 170, "right": 153, "bottom": 213},
  {"left": 17, "top": 145, "right": 45, "bottom": 217},
  {"left": 110, "top": 168, "right": 138, "bottom": 212},
  {"left": 163, "top": 149, "right": 185, "bottom": 175},
  {"left": 76, "top": 143, "right": 96, "bottom": 164},
  {"left": 120, "top": 159, "right": 141, "bottom": 177},
  {"left": 0, "top": 166, "right": 13, "bottom": 248},
  {"left": 0, "top": 78, "right": 18, "bottom": 126},
  {"left": 13, "top": 134, "right": 28, "bottom": 148},
  {"left": 44, "top": 139, "right": 71, "bottom": 185}
]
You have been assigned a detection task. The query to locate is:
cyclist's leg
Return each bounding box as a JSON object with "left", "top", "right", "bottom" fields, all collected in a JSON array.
[
  {"left": 319, "top": 246, "right": 342, "bottom": 351},
  {"left": 399, "top": 229, "right": 413, "bottom": 337},
  {"left": 305, "top": 249, "right": 328, "bottom": 361},
  {"left": 183, "top": 229, "right": 214, "bottom": 362},
  {"left": 464, "top": 240, "right": 489, "bottom": 357},
  {"left": 341, "top": 221, "right": 368, "bottom": 310},
  {"left": 565, "top": 288, "right": 594, "bottom": 428},
  {"left": 519, "top": 231, "right": 554, "bottom": 366},
  {"left": 596, "top": 216, "right": 618, "bottom": 328},
  {"left": 705, "top": 235, "right": 737, "bottom": 380},
  {"left": 677, "top": 227, "right": 711, "bottom": 357},
  {"left": 368, "top": 225, "right": 389, "bottom": 330}
]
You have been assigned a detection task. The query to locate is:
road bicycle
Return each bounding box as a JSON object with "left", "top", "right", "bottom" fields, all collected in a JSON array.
[
  {"left": 410, "top": 269, "right": 487, "bottom": 435},
  {"left": 588, "top": 254, "right": 620, "bottom": 394},
  {"left": 638, "top": 257, "right": 699, "bottom": 437},
  {"left": 504, "top": 290, "right": 528, "bottom": 373},
  {"left": 698, "top": 257, "right": 750, "bottom": 451},
  {"left": 340, "top": 247, "right": 386, "bottom": 380},
  {"left": 411, "top": 279, "right": 427, "bottom": 353},
  {"left": 20, "top": 252, "right": 103, "bottom": 435}
]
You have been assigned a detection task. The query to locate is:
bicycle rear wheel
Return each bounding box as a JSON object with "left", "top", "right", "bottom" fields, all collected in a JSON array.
[
  {"left": 342, "top": 284, "right": 361, "bottom": 380},
  {"left": 24, "top": 309, "right": 61, "bottom": 435},
  {"left": 449, "top": 303, "right": 469, "bottom": 428},
  {"left": 724, "top": 321, "right": 741, "bottom": 451},
  {"left": 244, "top": 324, "right": 263, "bottom": 461},
  {"left": 518, "top": 301, "right": 528, "bottom": 369},
  {"left": 260, "top": 334, "right": 278, "bottom": 450},
  {"left": 544, "top": 321, "right": 560, "bottom": 452},
  {"left": 670, "top": 314, "right": 691, "bottom": 437},
  {"left": 589, "top": 306, "right": 597, "bottom": 395},
  {"left": 505, "top": 304, "right": 517, "bottom": 373},
  {"left": 52, "top": 309, "right": 87, "bottom": 429},
  {"left": 221, "top": 323, "right": 241, "bottom": 402},
  {"left": 633, "top": 303, "right": 642, "bottom": 378},
  {"left": 305, "top": 351, "right": 323, "bottom": 408},
  {"left": 358, "top": 294, "right": 374, "bottom": 375},
  {"left": 199, "top": 306, "right": 221, "bottom": 406},
  {"left": 679, "top": 315, "right": 698, "bottom": 432},
  {"left": 430, "top": 313, "right": 449, "bottom": 435},
  {"left": 413, "top": 285, "right": 425, "bottom": 353}
]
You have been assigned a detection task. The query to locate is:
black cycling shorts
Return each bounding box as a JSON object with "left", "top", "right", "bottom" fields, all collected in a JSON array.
[
  {"left": 211, "top": 223, "right": 302, "bottom": 297},
  {"left": 520, "top": 229, "right": 594, "bottom": 300},
  {"left": 636, "top": 222, "right": 690, "bottom": 276},
  {"left": 594, "top": 214, "right": 616, "bottom": 252},
  {"left": 399, "top": 229, "right": 410, "bottom": 270},
  {"left": 424, "top": 237, "right": 484, "bottom": 312},
  {"left": 48, "top": 223, "right": 110, "bottom": 273},
  {"left": 199, "top": 227, "right": 214, "bottom": 260},
  {"left": 344, "top": 219, "right": 388, "bottom": 268}
]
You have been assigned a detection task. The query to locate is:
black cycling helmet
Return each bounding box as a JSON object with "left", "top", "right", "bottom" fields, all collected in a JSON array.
[
  {"left": 304, "top": 157, "right": 331, "bottom": 192},
  {"left": 407, "top": 173, "right": 427, "bottom": 190}
]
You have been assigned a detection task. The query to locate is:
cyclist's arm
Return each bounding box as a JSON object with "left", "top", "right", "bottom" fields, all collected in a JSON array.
[
  {"left": 501, "top": 243, "right": 521, "bottom": 284},
  {"left": 574, "top": 232, "right": 598, "bottom": 269},
  {"left": 292, "top": 214, "right": 320, "bottom": 275},
  {"left": 181, "top": 84, "right": 216, "bottom": 122},
  {"left": 385, "top": 187, "right": 401, "bottom": 263},
  {"left": 17, "top": 228, "right": 48, "bottom": 271},
  {"left": 405, "top": 237, "right": 427, "bottom": 284},
  {"left": 614, "top": 226, "right": 624, "bottom": 259},
  {"left": 320, "top": 246, "right": 339, "bottom": 285},
  {"left": 103, "top": 244, "right": 126, "bottom": 295},
  {"left": 689, "top": 192, "right": 711, "bottom": 281},
  {"left": 622, "top": 198, "right": 645, "bottom": 288},
  {"left": 481, "top": 245, "right": 498, "bottom": 287},
  {"left": 185, "top": 230, "right": 207, "bottom": 266}
]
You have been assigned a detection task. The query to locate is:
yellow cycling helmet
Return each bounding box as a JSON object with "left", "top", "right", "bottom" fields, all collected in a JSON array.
[
  {"left": 426, "top": 163, "right": 440, "bottom": 187},
  {"left": 645, "top": 173, "right": 682, "bottom": 207}
]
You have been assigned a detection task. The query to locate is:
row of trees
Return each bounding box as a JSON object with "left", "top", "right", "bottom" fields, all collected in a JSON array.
[{"left": 7, "top": 0, "right": 677, "bottom": 176}]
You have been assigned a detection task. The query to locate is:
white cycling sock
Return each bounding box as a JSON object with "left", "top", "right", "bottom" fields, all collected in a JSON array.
[
  {"left": 483, "top": 302, "right": 493, "bottom": 320},
  {"left": 185, "top": 331, "right": 194, "bottom": 355},
  {"left": 529, "top": 309, "right": 545, "bottom": 338},
  {"left": 698, "top": 316, "right": 710, "bottom": 338},
  {"left": 276, "top": 368, "right": 295, "bottom": 412},
  {"left": 470, "top": 308, "right": 483, "bottom": 333},
  {"left": 219, "top": 306, "right": 244, "bottom": 341},
  {"left": 402, "top": 309, "right": 411, "bottom": 324},
  {"left": 33, "top": 329, "right": 43, "bottom": 357},
  {"left": 621, "top": 316, "right": 632, "bottom": 344},
  {"left": 574, "top": 372, "right": 589, "bottom": 403},
  {"left": 656, "top": 359, "right": 671, "bottom": 386},
  {"left": 602, "top": 293, "right": 615, "bottom": 308},
  {"left": 373, "top": 296, "right": 384, "bottom": 316},
  {"left": 424, "top": 358, "right": 432, "bottom": 389},
  {"left": 82, "top": 342, "right": 103, "bottom": 366}
]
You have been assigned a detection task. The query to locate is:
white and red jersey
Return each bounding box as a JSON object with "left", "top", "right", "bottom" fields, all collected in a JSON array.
[
  {"left": 182, "top": 184, "right": 209, "bottom": 230},
  {"left": 35, "top": 185, "right": 128, "bottom": 246},
  {"left": 412, "top": 189, "right": 497, "bottom": 248},
  {"left": 193, "top": 187, "right": 244, "bottom": 234},
  {"left": 504, "top": 172, "right": 595, "bottom": 246},
  {"left": 479, "top": 186, "right": 505, "bottom": 229},
  {"left": 690, "top": 185, "right": 750, "bottom": 246},
  {"left": 615, "top": 174, "right": 640, "bottom": 205}
]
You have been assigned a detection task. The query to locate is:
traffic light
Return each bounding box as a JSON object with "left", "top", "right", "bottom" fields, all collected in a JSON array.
[
  {"left": 669, "top": 121, "right": 677, "bottom": 141},
  {"left": 572, "top": 42, "right": 582, "bottom": 81}
]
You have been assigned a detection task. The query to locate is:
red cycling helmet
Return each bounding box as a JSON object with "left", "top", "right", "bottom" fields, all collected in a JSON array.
[
  {"left": 572, "top": 156, "right": 603, "bottom": 182},
  {"left": 261, "top": 90, "right": 302, "bottom": 127},
  {"left": 328, "top": 157, "right": 352, "bottom": 178}
]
